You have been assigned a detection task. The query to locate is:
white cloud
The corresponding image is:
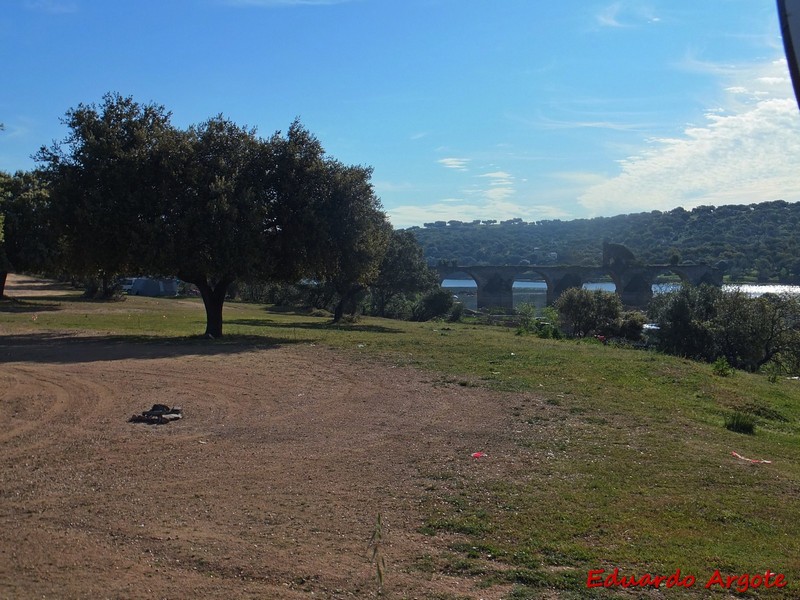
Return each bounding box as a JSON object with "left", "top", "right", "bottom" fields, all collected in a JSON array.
[
  {"left": 596, "top": 1, "right": 660, "bottom": 28},
  {"left": 530, "top": 205, "right": 572, "bottom": 220},
  {"left": 575, "top": 56, "right": 800, "bottom": 215},
  {"left": 579, "top": 94, "right": 800, "bottom": 214},
  {"left": 531, "top": 113, "right": 650, "bottom": 132},
  {"left": 387, "top": 200, "right": 572, "bottom": 229},
  {"left": 438, "top": 157, "right": 470, "bottom": 171},
  {"left": 596, "top": 2, "right": 626, "bottom": 28},
  {"left": 476, "top": 170, "right": 515, "bottom": 203},
  {"left": 480, "top": 171, "right": 513, "bottom": 182},
  {"left": 387, "top": 169, "right": 572, "bottom": 228}
]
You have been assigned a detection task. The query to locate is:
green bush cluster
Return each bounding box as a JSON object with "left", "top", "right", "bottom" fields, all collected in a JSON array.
[
  {"left": 235, "top": 279, "right": 456, "bottom": 322},
  {"left": 648, "top": 284, "right": 800, "bottom": 373}
]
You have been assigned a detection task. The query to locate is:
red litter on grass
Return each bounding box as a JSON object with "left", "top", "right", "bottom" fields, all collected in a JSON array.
[
  {"left": 731, "top": 451, "right": 772, "bottom": 464},
  {"left": 471, "top": 452, "right": 487, "bottom": 459}
]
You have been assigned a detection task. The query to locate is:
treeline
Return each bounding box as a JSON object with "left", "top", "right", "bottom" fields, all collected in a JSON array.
[
  {"left": 409, "top": 202, "right": 800, "bottom": 282},
  {"left": 539, "top": 284, "right": 800, "bottom": 375},
  {"left": 0, "top": 93, "right": 442, "bottom": 336}
]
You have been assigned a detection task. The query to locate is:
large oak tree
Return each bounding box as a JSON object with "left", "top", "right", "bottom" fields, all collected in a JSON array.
[{"left": 36, "top": 94, "right": 390, "bottom": 337}]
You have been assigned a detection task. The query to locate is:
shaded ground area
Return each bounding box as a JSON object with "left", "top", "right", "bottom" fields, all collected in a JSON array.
[
  {"left": 2, "top": 274, "right": 80, "bottom": 298},
  {"left": 0, "top": 275, "right": 540, "bottom": 599}
]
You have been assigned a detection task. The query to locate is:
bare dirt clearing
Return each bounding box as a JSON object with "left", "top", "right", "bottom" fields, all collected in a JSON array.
[{"left": 1, "top": 275, "right": 541, "bottom": 599}]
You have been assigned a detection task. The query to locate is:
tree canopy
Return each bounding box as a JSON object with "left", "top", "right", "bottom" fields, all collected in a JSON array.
[
  {"left": 0, "top": 170, "right": 54, "bottom": 296},
  {"left": 370, "top": 229, "right": 438, "bottom": 318},
  {"left": 34, "top": 93, "right": 392, "bottom": 336},
  {"left": 648, "top": 285, "right": 800, "bottom": 372}
]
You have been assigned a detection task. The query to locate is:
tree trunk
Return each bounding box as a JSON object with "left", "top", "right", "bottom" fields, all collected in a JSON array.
[
  {"left": 332, "top": 285, "right": 364, "bottom": 323},
  {"left": 333, "top": 298, "right": 345, "bottom": 323},
  {"left": 375, "top": 290, "right": 394, "bottom": 318},
  {"left": 101, "top": 273, "right": 115, "bottom": 299},
  {"left": 196, "top": 278, "right": 232, "bottom": 338},
  {"left": 0, "top": 272, "right": 7, "bottom": 298}
]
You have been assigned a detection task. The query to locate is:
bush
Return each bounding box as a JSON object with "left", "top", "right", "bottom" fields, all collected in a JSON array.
[
  {"left": 448, "top": 301, "right": 465, "bottom": 322},
  {"left": 83, "top": 276, "right": 124, "bottom": 300},
  {"left": 616, "top": 311, "right": 645, "bottom": 341},
  {"left": 412, "top": 288, "right": 454, "bottom": 321},
  {"left": 725, "top": 411, "right": 756, "bottom": 435},
  {"left": 649, "top": 285, "right": 800, "bottom": 373},
  {"left": 380, "top": 295, "right": 415, "bottom": 320},
  {"left": 534, "top": 320, "right": 561, "bottom": 339},
  {"left": 515, "top": 302, "right": 538, "bottom": 334},
  {"left": 712, "top": 356, "right": 734, "bottom": 377},
  {"left": 555, "top": 288, "right": 621, "bottom": 338},
  {"left": 647, "top": 284, "right": 719, "bottom": 361},
  {"left": 514, "top": 303, "right": 561, "bottom": 338}
]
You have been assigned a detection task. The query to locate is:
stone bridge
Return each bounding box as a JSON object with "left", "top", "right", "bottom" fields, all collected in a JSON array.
[{"left": 436, "top": 263, "right": 722, "bottom": 311}]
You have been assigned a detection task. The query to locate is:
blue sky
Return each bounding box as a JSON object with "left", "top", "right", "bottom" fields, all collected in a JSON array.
[{"left": 2, "top": 0, "right": 799, "bottom": 228}]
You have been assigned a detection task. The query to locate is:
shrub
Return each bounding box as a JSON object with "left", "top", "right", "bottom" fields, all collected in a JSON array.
[
  {"left": 712, "top": 356, "right": 734, "bottom": 377},
  {"left": 412, "top": 288, "right": 454, "bottom": 321},
  {"left": 617, "top": 311, "right": 645, "bottom": 341},
  {"left": 448, "top": 301, "right": 465, "bottom": 322},
  {"left": 555, "top": 288, "right": 621, "bottom": 338},
  {"left": 381, "top": 295, "right": 415, "bottom": 320},
  {"left": 515, "top": 302, "right": 538, "bottom": 334},
  {"left": 725, "top": 411, "right": 756, "bottom": 435},
  {"left": 649, "top": 286, "right": 800, "bottom": 373}
]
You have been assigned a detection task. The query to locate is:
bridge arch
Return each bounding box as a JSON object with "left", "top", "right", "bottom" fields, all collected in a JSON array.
[
  {"left": 436, "top": 260, "right": 721, "bottom": 312},
  {"left": 436, "top": 268, "right": 479, "bottom": 287}
]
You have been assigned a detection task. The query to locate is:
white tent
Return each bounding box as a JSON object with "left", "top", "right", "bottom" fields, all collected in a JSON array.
[{"left": 129, "top": 277, "right": 178, "bottom": 297}]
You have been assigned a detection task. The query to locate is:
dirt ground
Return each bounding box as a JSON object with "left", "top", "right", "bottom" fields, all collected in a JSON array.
[{"left": 0, "top": 275, "right": 543, "bottom": 599}]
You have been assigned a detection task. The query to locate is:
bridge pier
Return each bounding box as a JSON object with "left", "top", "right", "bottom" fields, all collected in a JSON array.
[
  {"left": 471, "top": 271, "right": 515, "bottom": 311},
  {"left": 609, "top": 269, "right": 658, "bottom": 307},
  {"left": 542, "top": 270, "right": 591, "bottom": 305}
]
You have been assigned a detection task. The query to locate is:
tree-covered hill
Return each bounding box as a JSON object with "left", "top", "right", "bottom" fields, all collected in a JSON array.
[{"left": 407, "top": 200, "right": 800, "bottom": 282}]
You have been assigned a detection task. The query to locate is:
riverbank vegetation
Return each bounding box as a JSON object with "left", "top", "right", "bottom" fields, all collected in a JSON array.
[{"left": 541, "top": 285, "right": 800, "bottom": 376}]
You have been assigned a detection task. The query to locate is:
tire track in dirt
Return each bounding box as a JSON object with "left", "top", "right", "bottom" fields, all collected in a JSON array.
[
  {"left": 0, "top": 365, "right": 108, "bottom": 453},
  {"left": 0, "top": 340, "right": 532, "bottom": 599}
]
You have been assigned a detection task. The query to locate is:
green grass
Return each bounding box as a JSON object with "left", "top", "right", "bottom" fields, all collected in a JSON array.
[{"left": 3, "top": 291, "right": 799, "bottom": 597}]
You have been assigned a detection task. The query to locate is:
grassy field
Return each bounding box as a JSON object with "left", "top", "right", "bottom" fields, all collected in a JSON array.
[{"left": 2, "top": 289, "right": 799, "bottom": 598}]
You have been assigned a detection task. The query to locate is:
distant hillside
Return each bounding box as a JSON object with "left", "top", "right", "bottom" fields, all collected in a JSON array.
[{"left": 407, "top": 200, "right": 800, "bottom": 283}]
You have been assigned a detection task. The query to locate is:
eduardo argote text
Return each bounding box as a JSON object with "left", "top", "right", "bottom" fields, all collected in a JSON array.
[{"left": 587, "top": 568, "right": 787, "bottom": 593}]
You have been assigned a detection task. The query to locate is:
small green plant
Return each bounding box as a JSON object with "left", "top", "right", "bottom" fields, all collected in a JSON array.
[
  {"left": 712, "top": 356, "right": 734, "bottom": 377},
  {"left": 368, "top": 513, "right": 387, "bottom": 594},
  {"left": 448, "top": 301, "right": 465, "bottom": 322},
  {"left": 515, "top": 303, "right": 561, "bottom": 338},
  {"left": 515, "top": 302, "right": 537, "bottom": 334},
  {"left": 725, "top": 411, "right": 756, "bottom": 434}
]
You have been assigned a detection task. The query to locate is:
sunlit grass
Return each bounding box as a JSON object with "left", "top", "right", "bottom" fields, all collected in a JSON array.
[{"left": 2, "top": 291, "right": 799, "bottom": 597}]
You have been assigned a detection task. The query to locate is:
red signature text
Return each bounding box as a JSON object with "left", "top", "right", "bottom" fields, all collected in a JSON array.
[
  {"left": 587, "top": 568, "right": 695, "bottom": 590},
  {"left": 587, "top": 568, "right": 787, "bottom": 593}
]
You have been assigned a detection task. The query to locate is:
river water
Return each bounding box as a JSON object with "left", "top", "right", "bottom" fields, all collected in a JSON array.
[{"left": 441, "top": 279, "right": 800, "bottom": 312}]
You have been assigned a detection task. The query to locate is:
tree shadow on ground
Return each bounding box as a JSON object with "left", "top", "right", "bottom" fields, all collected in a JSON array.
[
  {"left": 4, "top": 279, "right": 76, "bottom": 293},
  {"left": 227, "top": 318, "right": 403, "bottom": 334},
  {"left": 225, "top": 318, "right": 276, "bottom": 327},
  {"left": 0, "top": 299, "right": 63, "bottom": 314},
  {"left": 0, "top": 332, "right": 311, "bottom": 365}
]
